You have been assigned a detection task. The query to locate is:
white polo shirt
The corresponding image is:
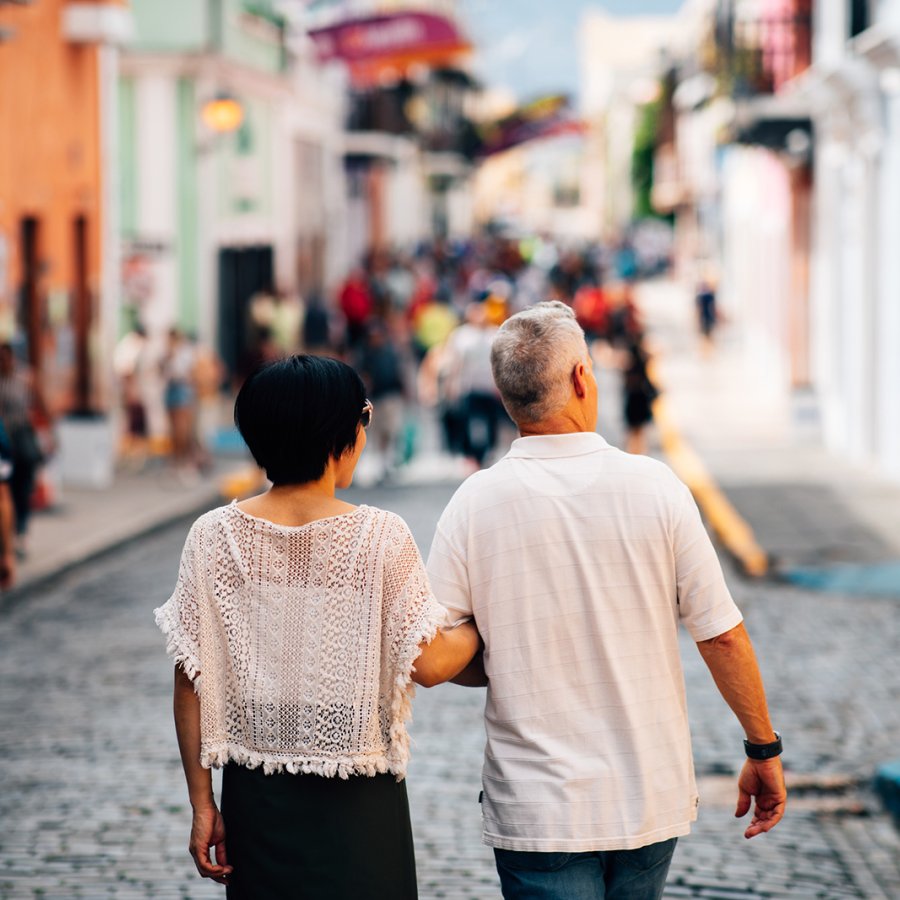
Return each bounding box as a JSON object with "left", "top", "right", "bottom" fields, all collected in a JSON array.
[{"left": 426, "top": 432, "right": 743, "bottom": 852}]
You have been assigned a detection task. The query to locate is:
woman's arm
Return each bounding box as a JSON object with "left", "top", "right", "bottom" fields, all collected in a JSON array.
[
  {"left": 412, "top": 621, "right": 482, "bottom": 688},
  {"left": 173, "top": 667, "right": 232, "bottom": 884}
]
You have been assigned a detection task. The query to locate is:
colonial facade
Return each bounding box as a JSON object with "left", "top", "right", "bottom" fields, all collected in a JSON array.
[
  {"left": 0, "top": 0, "right": 131, "bottom": 415},
  {"left": 119, "top": 0, "right": 348, "bottom": 384}
]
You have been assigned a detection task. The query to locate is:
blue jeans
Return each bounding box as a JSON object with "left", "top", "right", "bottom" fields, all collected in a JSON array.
[{"left": 494, "top": 838, "right": 677, "bottom": 900}]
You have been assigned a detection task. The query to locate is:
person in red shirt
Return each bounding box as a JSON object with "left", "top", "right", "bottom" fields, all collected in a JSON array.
[{"left": 338, "top": 267, "right": 373, "bottom": 349}]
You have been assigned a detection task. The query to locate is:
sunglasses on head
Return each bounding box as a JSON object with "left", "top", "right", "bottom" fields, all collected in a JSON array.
[{"left": 360, "top": 399, "right": 374, "bottom": 429}]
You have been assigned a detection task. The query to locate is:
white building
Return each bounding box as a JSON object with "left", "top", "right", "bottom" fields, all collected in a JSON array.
[
  {"left": 578, "top": 7, "right": 690, "bottom": 239},
  {"left": 805, "top": 0, "right": 900, "bottom": 480}
]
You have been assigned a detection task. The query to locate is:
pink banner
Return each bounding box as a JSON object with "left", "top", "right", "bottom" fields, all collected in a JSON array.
[{"left": 309, "top": 12, "right": 468, "bottom": 65}]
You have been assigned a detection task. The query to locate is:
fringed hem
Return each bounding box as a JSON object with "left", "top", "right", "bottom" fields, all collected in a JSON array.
[
  {"left": 386, "top": 600, "right": 450, "bottom": 779},
  {"left": 154, "top": 601, "right": 203, "bottom": 691},
  {"left": 201, "top": 743, "right": 405, "bottom": 780}
]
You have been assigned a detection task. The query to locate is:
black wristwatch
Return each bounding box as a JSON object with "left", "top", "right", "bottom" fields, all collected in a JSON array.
[{"left": 744, "top": 732, "right": 782, "bottom": 760}]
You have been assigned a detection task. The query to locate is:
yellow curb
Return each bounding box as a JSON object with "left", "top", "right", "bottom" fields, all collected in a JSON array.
[{"left": 649, "top": 363, "right": 769, "bottom": 578}]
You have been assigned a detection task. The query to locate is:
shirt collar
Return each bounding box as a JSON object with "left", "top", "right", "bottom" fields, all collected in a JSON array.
[{"left": 505, "top": 431, "right": 612, "bottom": 459}]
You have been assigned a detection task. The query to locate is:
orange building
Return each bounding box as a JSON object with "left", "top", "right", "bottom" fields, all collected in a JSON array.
[{"left": 0, "top": 0, "right": 129, "bottom": 414}]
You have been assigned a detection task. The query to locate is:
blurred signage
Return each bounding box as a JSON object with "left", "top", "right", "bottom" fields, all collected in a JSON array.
[
  {"left": 123, "top": 237, "right": 170, "bottom": 257},
  {"left": 121, "top": 238, "right": 169, "bottom": 305},
  {"left": 478, "top": 95, "right": 585, "bottom": 158},
  {"left": 308, "top": 12, "right": 470, "bottom": 82}
]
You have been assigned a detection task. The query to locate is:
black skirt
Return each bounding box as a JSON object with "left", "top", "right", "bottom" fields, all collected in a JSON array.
[{"left": 221, "top": 763, "right": 418, "bottom": 900}]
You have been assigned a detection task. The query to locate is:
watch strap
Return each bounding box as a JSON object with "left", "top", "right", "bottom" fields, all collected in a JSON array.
[{"left": 744, "top": 731, "right": 782, "bottom": 760}]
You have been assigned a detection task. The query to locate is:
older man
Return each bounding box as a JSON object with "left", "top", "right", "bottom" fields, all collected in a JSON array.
[{"left": 427, "top": 302, "right": 785, "bottom": 900}]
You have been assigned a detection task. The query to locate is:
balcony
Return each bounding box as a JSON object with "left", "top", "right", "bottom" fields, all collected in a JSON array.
[{"left": 715, "top": 0, "right": 812, "bottom": 97}]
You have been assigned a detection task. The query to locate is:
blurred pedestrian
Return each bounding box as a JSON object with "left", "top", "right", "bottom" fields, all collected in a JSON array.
[
  {"left": 410, "top": 290, "right": 458, "bottom": 362},
  {"left": 113, "top": 323, "right": 151, "bottom": 469},
  {"left": 0, "top": 343, "right": 50, "bottom": 557},
  {"left": 0, "top": 418, "right": 16, "bottom": 589},
  {"left": 160, "top": 328, "right": 198, "bottom": 477},
  {"left": 696, "top": 277, "right": 718, "bottom": 347},
  {"left": 417, "top": 341, "right": 466, "bottom": 456},
  {"left": 572, "top": 284, "right": 608, "bottom": 344},
  {"left": 155, "top": 355, "right": 481, "bottom": 898},
  {"left": 427, "top": 302, "right": 785, "bottom": 900},
  {"left": 548, "top": 249, "right": 589, "bottom": 302},
  {"left": 302, "top": 293, "right": 332, "bottom": 354},
  {"left": 338, "top": 266, "right": 373, "bottom": 350},
  {"left": 235, "top": 326, "right": 282, "bottom": 389},
  {"left": 356, "top": 321, "right": 407, "bottom": 481},
  {"left": 621, "top": 332, "right": 658, "bottom": 455},
  {"left": 191, "top": 337, "right": 225, "bottom": 474},
  {"left": 443, "top": 303, "right": 506, "bottom": 469},
  {"left": 614, "top": 234, "right": 638, "bottom": 282},
  {"left": 603, "top": 281, "right": 642, "bottom": 349}
]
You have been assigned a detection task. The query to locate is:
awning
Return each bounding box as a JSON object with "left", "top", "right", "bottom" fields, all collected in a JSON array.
[
  {"left": 477, "top": 95, "right": 585, "bottom": 158},
  {"left": 308, "top": 12, "right": 471, "bottom": 86}
]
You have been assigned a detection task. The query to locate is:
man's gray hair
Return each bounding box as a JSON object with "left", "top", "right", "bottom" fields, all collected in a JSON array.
[{"left": 491, "top": 301, "right": 588, "bottom": 425}]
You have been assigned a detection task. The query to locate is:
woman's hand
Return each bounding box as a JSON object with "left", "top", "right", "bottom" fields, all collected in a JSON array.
[
  {"left": 173, "top": 667, "right": 232, "bottom": 884},
  {"left": 189, "top": 803, "right": 232, "bottom": 884}
]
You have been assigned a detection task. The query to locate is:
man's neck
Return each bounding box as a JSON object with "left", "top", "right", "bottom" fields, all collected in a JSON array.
[{"left": 519, "top": 415, "right": 595, "bottom": 438}]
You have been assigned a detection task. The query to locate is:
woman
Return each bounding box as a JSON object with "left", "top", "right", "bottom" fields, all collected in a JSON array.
[
  {"left": 155, "top": 355, "right": 481, "bottom": 898},
  {"left": 160, "top": 328, "right": 198, "bottom": 474},
  {"left": 621, "top": 333, "right": 658, "bottom": 455}
]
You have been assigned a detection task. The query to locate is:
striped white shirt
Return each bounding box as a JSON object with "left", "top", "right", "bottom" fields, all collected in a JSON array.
[{"left": 426, "top": 432, "right": 743, "bottom": 852}]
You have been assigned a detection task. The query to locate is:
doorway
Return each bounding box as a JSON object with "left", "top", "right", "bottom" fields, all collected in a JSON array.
[
  {"left": 19, "top": 217, "right": 42, "bottom": 370},
  {"left": 217, "top": 245, "right": 274, "bottom": 379}
]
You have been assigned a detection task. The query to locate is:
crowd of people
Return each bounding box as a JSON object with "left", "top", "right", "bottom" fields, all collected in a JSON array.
[
  {"left": 109, "top": 231, "right": 665, "bottom": 490},
  {"left": 113, "top": 323, "right": 224, "bottom": 481},
  {"left": 322, "top": 232, "right": 663, "bottom": 476}
]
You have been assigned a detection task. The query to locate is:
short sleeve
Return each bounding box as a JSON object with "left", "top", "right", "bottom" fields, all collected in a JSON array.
[
  {"left": 382, "top": 516, "right": 449, "bottom": 679},
  {"left": 154, "top": 521, "right": 205, "bottom": 682},
  {"left": 673, "top": 486, "right": 744, "bottom": 641},
  {"left": 426, "top": 508, "right": 473, "bottom": 623}
]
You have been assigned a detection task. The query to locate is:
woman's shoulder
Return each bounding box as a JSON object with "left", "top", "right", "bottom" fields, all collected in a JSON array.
[
  {"left": 355, "top": 505, "right": 417, "bottom": 545},
  {"left": 185, "top": 503, "right": 235, "bottom": 539}
]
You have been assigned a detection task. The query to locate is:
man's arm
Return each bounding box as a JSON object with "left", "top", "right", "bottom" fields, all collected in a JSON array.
[
  {"left": 450, "top": 650, "right": 487, "bottom": 687},
  {"left": 696, "top": 622, "right": 786, "bottom": 839}
]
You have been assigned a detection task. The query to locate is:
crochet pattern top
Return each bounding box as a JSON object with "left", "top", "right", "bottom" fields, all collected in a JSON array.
[{"left": 154, "top": 501, "right": 449, "bottom": 779}]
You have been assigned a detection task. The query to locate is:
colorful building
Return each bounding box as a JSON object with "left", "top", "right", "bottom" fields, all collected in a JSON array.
[{"left": 0, "top": 0, "right": 130, "bottom": 415}]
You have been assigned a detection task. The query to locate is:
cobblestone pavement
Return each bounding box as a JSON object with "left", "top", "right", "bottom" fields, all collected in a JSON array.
[{"left": 2, "top": 484, "right": 900, "bottom": 899}]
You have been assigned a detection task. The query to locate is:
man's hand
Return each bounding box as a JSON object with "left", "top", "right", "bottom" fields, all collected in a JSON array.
[
  {"left": 735, "top": 757, "right": 786, "bottom": 839},
  {"left": 189, "top": 803, "right": 232, "bottom": 885}
]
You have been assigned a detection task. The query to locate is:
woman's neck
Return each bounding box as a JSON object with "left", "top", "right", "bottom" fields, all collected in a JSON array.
[{"left": 238, "top": 466, "right": 356, "bottom": 526}]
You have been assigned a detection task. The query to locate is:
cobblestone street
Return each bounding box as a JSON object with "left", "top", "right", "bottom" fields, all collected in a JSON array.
[{"left": 2, "top": 483, "right": 900, "bottom": 898}]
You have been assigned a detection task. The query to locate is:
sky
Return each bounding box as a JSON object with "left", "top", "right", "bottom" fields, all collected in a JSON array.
[{"left": 457, "top": 0, "right": 685, "bottom": 103}]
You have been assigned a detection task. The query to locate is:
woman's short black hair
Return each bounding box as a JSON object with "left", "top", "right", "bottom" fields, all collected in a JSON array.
[{"left": 234, "top": 355, "right": 366, "bottom": 486}]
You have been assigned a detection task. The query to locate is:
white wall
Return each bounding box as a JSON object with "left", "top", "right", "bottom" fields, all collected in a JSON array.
[
  {"left": 720, "top": 146, "right": 791, "bottom": 393},
  {"left": 807, "top": 5, "right": 900, "bottom": 480}
]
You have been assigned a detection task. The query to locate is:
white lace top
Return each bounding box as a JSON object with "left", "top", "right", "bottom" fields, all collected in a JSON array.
[{"left": 154, "top": 502, "right": 448, "bottom": 779}]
